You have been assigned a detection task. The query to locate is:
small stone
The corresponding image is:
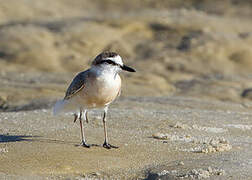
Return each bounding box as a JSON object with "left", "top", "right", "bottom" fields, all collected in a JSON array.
[
  {"left": 91, "top": 172, "right": 101, "bottom": 176},
  {"left": 216, "top": 169, "right": 226, "bottom": 176},
  {"left": 207, "top": 167, "right": 213, "bottom": 173},
  {"left": 171, "top": 122, "right": 191, "bottom": 129},
  {"left": 179, "top": 167, "right": 225, "bottom": 179},
  {"left": 171, "top": 170, "right": 177, "bottom": 174},
  {"left": 158, "top": 170, "right": 169, "bottom": 176},
  {"left": 199, "top": 137, "right": 232, "bottom": 153},
  {"left": 178, "top": 161, "right": 184, "bottom": 166},
  {"left": 241, "top": 88, "right": 252, "bottom": 100},
  {"left": 152, "top": 133, "right": 169, "bottom": 140},
  {"left": 185, "top": 134, "right": 191, "bottom": 138},
  {"left": 0, "top": 148, "right": 8, "bottom": 153}
]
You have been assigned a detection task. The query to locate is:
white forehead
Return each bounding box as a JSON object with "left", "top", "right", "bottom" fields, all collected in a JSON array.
[{"left": 105, "top": 55, "right": 123, "bottom": 66}]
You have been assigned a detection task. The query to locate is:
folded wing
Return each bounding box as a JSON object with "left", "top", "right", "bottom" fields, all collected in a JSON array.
[{"left": 64, "top": 70, "right": 89, "bottom": 100}]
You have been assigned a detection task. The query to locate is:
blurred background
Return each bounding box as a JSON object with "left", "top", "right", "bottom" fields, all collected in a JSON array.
[{"left": 0, "top": 0, "right": 252, "bottom": 111}]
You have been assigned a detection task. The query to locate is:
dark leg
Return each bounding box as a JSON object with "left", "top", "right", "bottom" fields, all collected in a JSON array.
[
  {"left": 102, "top": 107, "right": 118, "bottom": 149},
  {"left": 79, "top": 109, "right": 90, "bottom": 148},
  {"left": 73, "top": 113, "right": 78, "bottom": 123}
]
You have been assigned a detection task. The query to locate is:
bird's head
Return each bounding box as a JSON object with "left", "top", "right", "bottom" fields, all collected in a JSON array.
[{"left": 92, "top": 52, "right": 136, "bottom": 73}]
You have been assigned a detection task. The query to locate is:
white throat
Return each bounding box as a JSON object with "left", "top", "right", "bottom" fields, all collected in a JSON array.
[{"left": 91, "top": 64, "right": 120, "bottom": 79}]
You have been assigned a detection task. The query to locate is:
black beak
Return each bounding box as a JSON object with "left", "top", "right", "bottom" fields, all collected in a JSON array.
[{"left": 121, "top": 65, "right": 136, "bottom": 72}]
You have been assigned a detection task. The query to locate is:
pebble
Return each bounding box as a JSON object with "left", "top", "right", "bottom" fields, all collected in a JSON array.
[
  {"left": 179, "top": 167, "right": 225, "bottom": 179},
  {"left": 178, "top": 161, "right": 184, "bottom": 166}
]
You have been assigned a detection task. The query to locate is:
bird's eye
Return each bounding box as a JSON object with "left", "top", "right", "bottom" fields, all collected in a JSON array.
[{"left": 100, "top": 60, "right": 117, "bottom": 66}]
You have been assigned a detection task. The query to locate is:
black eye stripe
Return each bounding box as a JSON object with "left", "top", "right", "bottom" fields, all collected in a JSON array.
[{"left": 99, "top": 60, "right": 118, "bottom": 66}]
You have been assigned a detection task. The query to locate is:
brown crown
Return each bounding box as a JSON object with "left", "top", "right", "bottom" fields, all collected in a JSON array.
[{"left": 92, "top": 51, "right": 118, "bottom": 65}]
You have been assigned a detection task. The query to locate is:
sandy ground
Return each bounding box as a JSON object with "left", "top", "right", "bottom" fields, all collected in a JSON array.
[{"left": 0, "top": 96, "right": 252, "bottom": 179}]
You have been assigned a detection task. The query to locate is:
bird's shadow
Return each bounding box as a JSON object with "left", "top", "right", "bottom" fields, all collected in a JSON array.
[
  {"left": 74, "top": 143, "right": 102, "bottom": 147},
  {"left": 0, "top": 134, "right": 35, "bottom": 143},
  {"left": 0, "top": 134, "right": 101, "bottom": 147}
]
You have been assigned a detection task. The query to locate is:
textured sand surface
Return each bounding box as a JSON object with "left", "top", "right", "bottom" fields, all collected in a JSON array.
[{"left": 1, "top": 97, "right": 252, "bottom": 179}]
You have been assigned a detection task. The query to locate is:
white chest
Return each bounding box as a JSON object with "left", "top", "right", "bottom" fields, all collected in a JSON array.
[
  {"left": 92, "top": 73, "right": 121, "bottom": 95},
  {"left": 80, "top": 70, "right": 121, "bottom": 107}
]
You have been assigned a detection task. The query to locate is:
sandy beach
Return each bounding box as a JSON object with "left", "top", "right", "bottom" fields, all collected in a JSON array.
[{"left": 1, "top": 96, "right": 252, "bottom": 179}]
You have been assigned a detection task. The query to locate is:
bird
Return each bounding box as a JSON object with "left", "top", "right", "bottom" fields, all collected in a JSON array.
[{"left": 53, "top": 52, "right": 136, "bottom": 149}]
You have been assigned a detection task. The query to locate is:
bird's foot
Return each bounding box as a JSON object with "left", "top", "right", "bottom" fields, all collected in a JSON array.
[
  {"left": 81, "top": 141, "right": 90, "bottom": 148},
  {"left": 103, "top": 142, "right": 118, "bottom": 149}
]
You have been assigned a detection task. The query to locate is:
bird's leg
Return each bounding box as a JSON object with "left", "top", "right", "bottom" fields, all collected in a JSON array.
[
  {"left": 85, "top": 110, "right": 89, "bottom": 123},
  {"left": 73, "top": 113, "right": 78, "bottom": 123},
  {"left": 102, "top": 107, "right": 118, "bottom": 149},
  {"left": 79, "top": 109, "right": 90, "bottom": 148},
  {"left": 75, "top": 111, "right": 88, "bottom": 123}
]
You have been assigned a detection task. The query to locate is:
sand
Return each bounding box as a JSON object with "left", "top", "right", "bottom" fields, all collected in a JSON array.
[{"left": 0, "top": 96, "right": 252, "bottom": 179}]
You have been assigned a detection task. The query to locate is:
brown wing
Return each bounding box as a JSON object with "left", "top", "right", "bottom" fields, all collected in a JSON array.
[{"left": 64, "top": 70, "right": 89, "bottom": 100}]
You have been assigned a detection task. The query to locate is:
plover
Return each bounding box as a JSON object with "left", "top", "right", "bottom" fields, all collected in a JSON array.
[{"left": 53, "top": 52, "right": 135, "bottom": 149}]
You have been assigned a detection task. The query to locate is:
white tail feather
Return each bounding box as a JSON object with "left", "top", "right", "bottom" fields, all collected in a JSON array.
[
  {"left": 53, "top": 99, "right": 67, "bottom": 115},
  {"left": 53, "top": 99, "right": 80, "bottom": 115}
]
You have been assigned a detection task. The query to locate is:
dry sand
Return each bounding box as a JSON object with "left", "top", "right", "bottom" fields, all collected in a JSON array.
[{"left": 1, "top": 96, "right": 252, "bottom": 179}]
